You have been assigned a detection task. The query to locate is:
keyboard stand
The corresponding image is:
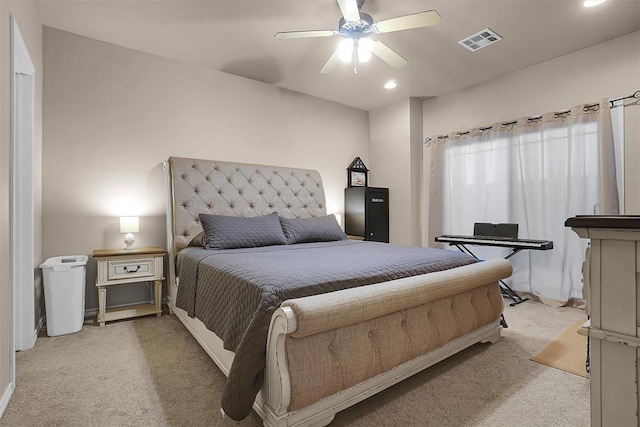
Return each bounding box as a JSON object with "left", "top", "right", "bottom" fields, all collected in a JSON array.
[{"left": 450, "top": 243, "right": 529, "bottom": 307}]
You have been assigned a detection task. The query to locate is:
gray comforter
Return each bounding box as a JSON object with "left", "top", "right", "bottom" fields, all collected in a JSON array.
[{"left": 176, "top": 240, "right": 476, "bottom": 421}]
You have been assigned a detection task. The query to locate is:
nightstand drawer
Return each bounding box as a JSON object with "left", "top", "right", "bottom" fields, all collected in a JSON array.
[{"left": 107, "top": 258, "right": 155, "bottom": 281}]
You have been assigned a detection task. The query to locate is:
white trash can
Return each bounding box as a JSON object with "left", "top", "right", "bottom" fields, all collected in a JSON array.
[{"left": 40, "top": 255, "right": 88, "bottom": 337}]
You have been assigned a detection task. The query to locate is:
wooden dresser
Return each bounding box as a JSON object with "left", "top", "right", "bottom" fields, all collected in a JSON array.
[{"left": 566, "top": 215, "right": 640, "bottom": 427}]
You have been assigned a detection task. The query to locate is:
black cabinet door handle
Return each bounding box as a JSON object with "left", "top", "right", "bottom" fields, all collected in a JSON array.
[{"left": 123, "top": 265, "right": 141, "bottom": 274}]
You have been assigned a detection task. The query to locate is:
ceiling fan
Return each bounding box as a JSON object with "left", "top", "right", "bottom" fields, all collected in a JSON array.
[{"left": 274, "top": 0, "right": 440, "bottom": 74}]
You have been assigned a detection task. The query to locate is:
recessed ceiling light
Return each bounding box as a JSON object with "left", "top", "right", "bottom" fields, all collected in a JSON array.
[
  {"left": 384, "top": 80, "right": 397, "bottom": 89},
  {"left": 584, "top": 0, "right": 606, "bottom": 7}
]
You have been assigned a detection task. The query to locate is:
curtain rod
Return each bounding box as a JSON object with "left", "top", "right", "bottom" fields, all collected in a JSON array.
[
  {"left": 610, "top": 90, "right": 640, "bottom": 107},
  {"left": 425, "top": 90, "right": 640, "bottom": 145}
]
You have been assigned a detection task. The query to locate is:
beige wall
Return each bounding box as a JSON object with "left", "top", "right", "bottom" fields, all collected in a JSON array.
[
  {"left": 369, "top": 100, "right": 410, "bottom": 244},
  {"left": 409, "top": 98, "right": 423, "bottom": 246},
  {"left": 368, "top": 98, "right": 424, "bottom": 246},
  {"left": 0, "top": 0, "right": 42, "bottom": 410},
  {"left": 42, "top": 28, "right": 370, "bottom": 310},
  {"left": 422, "top": 30, "right": 640, "bottom": 243}
]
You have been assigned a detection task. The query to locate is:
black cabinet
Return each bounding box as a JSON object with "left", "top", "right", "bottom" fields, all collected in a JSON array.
[{"left": 344, "top": 187, "right": 389, "bottom": 243}]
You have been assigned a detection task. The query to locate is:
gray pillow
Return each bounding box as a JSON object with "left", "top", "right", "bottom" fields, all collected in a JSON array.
[
  {"left": 199, "top": 212, "right": 287, "bottom": 249},
  {"left": 279, "top": 215, "right": 347, "bottom": 244}
]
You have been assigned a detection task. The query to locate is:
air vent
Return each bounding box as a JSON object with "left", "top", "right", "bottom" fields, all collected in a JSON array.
[{"left": 458, "top": 28, "right": 502, "bottom": 52}]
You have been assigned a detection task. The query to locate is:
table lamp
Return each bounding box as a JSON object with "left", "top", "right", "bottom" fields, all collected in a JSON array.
[{"left": 120, "top": 216, "right": 139, "bottom": 249}]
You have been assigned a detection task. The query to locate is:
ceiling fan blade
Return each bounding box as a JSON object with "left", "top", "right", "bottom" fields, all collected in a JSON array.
[
  {"left": 374, "top": 10, "right": 440, "bottom": 34},
  {"left": 337, "top": 0, "right": 360, "bottom": 22},
  {"left": 320, "top": 47, "right": 343, "bottom": 74},
  {"left": 371, "top": 40, "right": 408, "bottom": 69},
  {"left": 274, "top": 30, "right": 338, "bottom": 40}
]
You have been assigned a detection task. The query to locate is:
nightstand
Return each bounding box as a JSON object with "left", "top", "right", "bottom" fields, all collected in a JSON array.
[{"left": 92, "top": 247, "right": 166, "bottom": 326}]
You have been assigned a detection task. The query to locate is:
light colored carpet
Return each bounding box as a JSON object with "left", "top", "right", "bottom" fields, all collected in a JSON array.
[
  {"left": 1, "top": 301, "right": 589, "bottom": 427},
  {"left": 531, "top": 316, "right": 589, "bottom": 378}
]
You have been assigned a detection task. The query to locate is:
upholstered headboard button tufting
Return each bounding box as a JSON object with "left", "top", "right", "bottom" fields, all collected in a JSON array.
[{"left": 167, "top": 157, "right": 327, "bottom": 256}]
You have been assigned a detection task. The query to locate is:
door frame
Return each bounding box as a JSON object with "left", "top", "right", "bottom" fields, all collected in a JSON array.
[{"left": 10, "top": 14, "right": 36, "bottom": 371}]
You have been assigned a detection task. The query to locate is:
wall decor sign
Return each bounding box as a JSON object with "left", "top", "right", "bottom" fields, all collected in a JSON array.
[{"left": 347, "top": 157, "right": 369, "bottom": 187}]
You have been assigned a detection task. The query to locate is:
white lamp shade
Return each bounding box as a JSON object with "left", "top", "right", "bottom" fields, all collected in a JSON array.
[{"left": 119, "top": 216, "right": 139, "bottom": 233}]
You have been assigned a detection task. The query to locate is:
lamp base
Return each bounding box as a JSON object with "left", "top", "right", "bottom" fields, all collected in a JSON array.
[{"left": 124, "top": 233, "right": 135, "bottom": 250}]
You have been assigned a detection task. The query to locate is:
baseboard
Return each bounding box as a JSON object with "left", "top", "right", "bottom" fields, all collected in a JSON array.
[
  {"left": 84, "top": 302, "right": 145, "bottom": 318},
  {"left": 83, "top": 307, "right": 98, "bottom": 318},
  {"left": 82, "top": 297, "right": 169, "bottom": 319},
  {"left": 18, "top": 317, "right": 43, "bottom": 351},
  {"left": 35, "top": 316, "right": 44, "bottom": 339},
  {"left": 0, "top": 381, "right": 14, "bottom": 419}
]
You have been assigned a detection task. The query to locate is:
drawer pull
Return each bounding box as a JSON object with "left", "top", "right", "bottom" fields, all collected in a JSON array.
[{"left": 124, "top": 265, "right": 141, "bottom": 274}]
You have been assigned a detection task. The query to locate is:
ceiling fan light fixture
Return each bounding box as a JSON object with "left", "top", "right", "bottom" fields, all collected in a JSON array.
[
  {"left": 338, "top": 38, "right": 354, "bottom": 63},
  {"left": 357, "top": 38, "right": 374, "bottom": 62},
  {"left": 276, "top": 1, "right": 441, "bottom": 74}
]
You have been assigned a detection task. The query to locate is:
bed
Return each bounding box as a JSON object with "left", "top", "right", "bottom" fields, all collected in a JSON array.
[{"left": 163, "top": 156, "right": 512, "bottom": 426}]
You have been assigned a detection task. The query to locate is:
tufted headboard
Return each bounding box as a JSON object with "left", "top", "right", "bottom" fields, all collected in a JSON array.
[{"left": 163, "top": 157, "right": 327, "bottom": 292}]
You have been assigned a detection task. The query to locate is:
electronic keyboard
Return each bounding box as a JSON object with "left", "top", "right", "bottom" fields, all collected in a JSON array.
[{"left": 435, "top": 234, "right": 554, "bottom": 250}]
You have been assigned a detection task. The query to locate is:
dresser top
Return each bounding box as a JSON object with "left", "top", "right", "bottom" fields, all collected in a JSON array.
[
  {"left": 565, "top": 215, "right": 640, "bottom": 229},
  {"left": 93, "top": 247, "right": 167, "bottom": 258}
]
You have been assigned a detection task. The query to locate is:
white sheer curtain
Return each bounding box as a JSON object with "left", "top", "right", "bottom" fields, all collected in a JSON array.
[{"left": 424, "top": 101, "right": 618, "bottom": 302}]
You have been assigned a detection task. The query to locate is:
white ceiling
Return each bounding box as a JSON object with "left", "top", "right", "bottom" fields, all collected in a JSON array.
[{"left": 37, "top": 0, "right": 640, "bottom": 111}]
